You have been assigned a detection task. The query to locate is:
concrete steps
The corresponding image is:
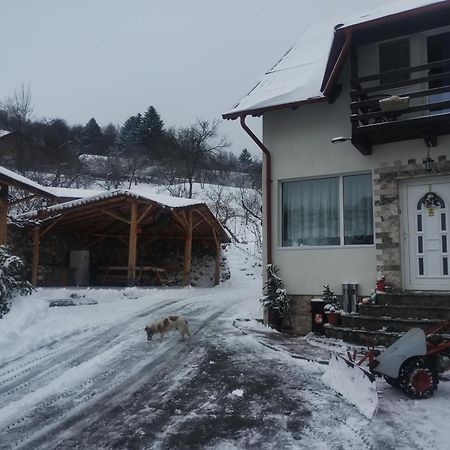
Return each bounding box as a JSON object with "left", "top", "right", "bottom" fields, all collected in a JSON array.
[
  {"left": 324, "top": 324, "right": 401, "bottom": 347},
  {"left": 324, "top": 291, "right": 450, "bottom": 346},
  {"left": 340, "top": 313, "right": 440, "bottom": 333},
  {"left": 377, "top": 292, "right": 450, "bottom": 307},
  {"left": 358, "top": 304, "right": 450, "bottom": 321}
]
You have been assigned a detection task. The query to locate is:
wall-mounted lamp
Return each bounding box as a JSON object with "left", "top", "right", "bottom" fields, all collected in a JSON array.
[
  {"left": 331, "top": 137, "right": 351, "bottom": 144},
  {"left": 423, "top": 140, "right": 434, "bottom": 173}
]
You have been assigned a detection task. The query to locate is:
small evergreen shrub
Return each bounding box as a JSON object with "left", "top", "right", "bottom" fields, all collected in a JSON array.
[
  {"left": 0, "top": 246, "right": 34, "bottom": 318},
  {"left": 322, "top": 284, "right": 342, "bottom": 312},
  {"left": 260, "top": 264, "right": 289, "bottom": 316}
]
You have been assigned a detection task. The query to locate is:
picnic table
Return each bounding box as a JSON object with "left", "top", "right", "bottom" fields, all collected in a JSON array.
[{"left": 97, "top": 265, "right": 170, "bottom": 286}]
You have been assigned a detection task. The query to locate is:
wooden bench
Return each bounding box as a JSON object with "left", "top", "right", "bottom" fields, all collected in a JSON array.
[{"left": 97, "top": 266, "right": 170, "bottom": 286}]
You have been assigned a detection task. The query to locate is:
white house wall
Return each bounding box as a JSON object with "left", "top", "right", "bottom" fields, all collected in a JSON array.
[{"left": 263, "top": 60, "right": 450, "bottom": 297}]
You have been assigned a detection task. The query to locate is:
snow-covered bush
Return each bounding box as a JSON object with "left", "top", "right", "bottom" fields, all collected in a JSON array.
[
  {"left": 260, "top": 264, "right": 289, "bottom": 316},
  {"left": 0, "top": 246, "right": 34, "bottom": 318},
  {"left": 322, "top": 285, "right": 342, "bottom": 313}
]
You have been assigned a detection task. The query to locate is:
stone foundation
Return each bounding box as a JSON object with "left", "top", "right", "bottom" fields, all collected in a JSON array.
[{"left": 284, "top": 295, "right": 313, "bottom": 335}]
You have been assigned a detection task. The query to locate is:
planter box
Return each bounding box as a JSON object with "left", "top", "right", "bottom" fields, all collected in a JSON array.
[
  {"left": 379, "top": 96, "right": 410, "bottom": 112},
  {"left": 326, "top": 311, "right": 342, "bottom": 326}
]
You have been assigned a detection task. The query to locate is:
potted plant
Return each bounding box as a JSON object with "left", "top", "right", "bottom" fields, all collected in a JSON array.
[
  {"left": 260, "top": 264, "right": 289, "bottom": 331},
  {"left": 322, "top": 285, "right": 342, "bottom": 326}
]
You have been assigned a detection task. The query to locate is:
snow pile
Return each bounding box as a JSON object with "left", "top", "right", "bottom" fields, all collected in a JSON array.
[{"left": 321, "top": 352, "right": 378, "bottom": 420}]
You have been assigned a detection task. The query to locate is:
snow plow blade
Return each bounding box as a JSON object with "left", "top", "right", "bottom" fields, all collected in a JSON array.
[{"left": 322, "top": 352, "right": 378, "bottom": 419}]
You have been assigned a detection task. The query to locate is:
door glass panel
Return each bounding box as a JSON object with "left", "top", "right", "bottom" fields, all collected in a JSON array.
[
  {"left": 419, "top": 257, "right": 424, "bottom": 276},
  {"left": 443, "top": 235, "right": 448, "bottom": 253},
  {"left": 417, "top": 214, "right": 422, "bottom": 232},
  {"left": 418, "top": 236, "right": 423, "bottom": 254},
  {"left": 441, "top": 213, "right": 446, "bottom": 231},
  {"left": 444, "top": 257, "right": 448, "bottom": 276}
]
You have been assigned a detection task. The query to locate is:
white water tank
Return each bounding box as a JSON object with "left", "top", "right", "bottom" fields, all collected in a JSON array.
[{"left": 70, "top": 250, "right": 90, "bottom": 286}]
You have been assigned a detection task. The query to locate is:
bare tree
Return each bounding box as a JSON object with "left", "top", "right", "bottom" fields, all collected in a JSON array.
[
  {"left": 1, "top": 83, "right": 34, "bottom": 131},
  {"left": 204, "top": 184, "right": 237, "bottom": 227},
  {"left": 171, "top": 119, "right": 229, "bottom": 198}
]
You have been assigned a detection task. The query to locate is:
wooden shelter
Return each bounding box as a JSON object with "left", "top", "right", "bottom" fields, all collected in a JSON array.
[
  {"left": 22, "top": 189, "right": 229, "bottom": 287},
  {"left": 0, "top": 166, "right": 58, "bottom": 245}
]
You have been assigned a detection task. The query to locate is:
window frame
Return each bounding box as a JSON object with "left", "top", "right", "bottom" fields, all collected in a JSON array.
[{"left": 278, "top": 172, "right": 375, "bottom": 250}]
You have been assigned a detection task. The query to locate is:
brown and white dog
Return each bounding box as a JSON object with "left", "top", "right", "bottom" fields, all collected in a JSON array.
[{"left": 145, "top": 315, "right": 191, "bottom": 341}]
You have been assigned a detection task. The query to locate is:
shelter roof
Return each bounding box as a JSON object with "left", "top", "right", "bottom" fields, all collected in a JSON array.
[
  {"left": 18, "top": 188, "right": 230, "bottom": 243},
  {"left": 0, "top": 166, "right": 58, "bottom": 198}
]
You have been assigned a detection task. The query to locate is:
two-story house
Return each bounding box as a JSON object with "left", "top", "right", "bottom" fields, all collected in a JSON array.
[{"left": 223, "top": 0, "right": 450, "bottom": 341}]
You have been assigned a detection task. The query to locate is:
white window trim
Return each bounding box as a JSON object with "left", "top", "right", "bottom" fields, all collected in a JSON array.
[{"left": 278, "top": 171, "right": 375, "bottom": 250}]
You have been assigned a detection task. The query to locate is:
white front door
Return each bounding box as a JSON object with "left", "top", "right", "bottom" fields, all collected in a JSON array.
[{"left": 403, "top": 177, "right": 450, "bottom": 290}]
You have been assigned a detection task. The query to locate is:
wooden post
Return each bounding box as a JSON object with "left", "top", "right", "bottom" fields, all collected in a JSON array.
[
  {"left": 183, "top": 209, "right": 192, "bottom": 286},
  {"left": 31, "top": 228, "right": 40, "bottom": 286},
  {"left": 0, "top": 184, "right": 9, "bottom": 245},
  {"left": 127, "top": 201, "right": 138, "bottom": 286},
  {"left": 213, "top": 229, "right": 221, "bottom": 286}
]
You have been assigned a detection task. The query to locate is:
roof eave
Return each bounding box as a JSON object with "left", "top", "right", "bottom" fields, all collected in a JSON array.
[{"left": 222, "top": 96, "right": 326, "bottom": 120}]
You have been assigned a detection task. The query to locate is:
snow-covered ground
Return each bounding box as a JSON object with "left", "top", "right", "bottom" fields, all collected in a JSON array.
[{"left": 0, "top": 244, "right": 449, "bottom": 449}]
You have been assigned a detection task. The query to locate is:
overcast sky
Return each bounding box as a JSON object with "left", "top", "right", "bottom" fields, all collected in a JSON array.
[{"left": 1, "top": 0, "right": 394, "bottom": 156}]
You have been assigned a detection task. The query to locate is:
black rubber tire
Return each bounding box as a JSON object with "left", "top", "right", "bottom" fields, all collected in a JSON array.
[
  {"left": 384, "top": 375, "right": 400, "bottom": 388},
  {"left": 398, "top": 357, "right": 439, "bottom": 399}
]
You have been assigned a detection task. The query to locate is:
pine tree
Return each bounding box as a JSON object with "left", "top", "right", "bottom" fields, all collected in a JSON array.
[
  {"left": 142, "top": 106, "right": 164, "bottom": 140},
  {"left": 83, "top": 118, "right": 102, "bottom": 142},
  {"left": 119, "top": 114, "right": 145, "bottom": 151},
  {"left": 239, "top": 148, "right": 253, "bottom": 171},
  {"left": 0, "top": 246, "right": 34, "bottom": 318},
  {"left": 260, "top": 264, "right": 288, "bottom": 316}
]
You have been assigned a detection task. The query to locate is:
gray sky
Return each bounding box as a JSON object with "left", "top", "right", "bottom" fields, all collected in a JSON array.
[{"left": 1, "top": 0, "right": 393, "bottom": 156}]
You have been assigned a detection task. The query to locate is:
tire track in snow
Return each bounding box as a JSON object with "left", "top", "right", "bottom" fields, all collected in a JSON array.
[
  {"left": 8, "top": 302, "right": 239, "bottom": 450},
  {"left": 0, "top": 298, "right": 186, "bottom": 400},
  {"left": 0, "top": 303, "right": 233, "bottom": 448}
]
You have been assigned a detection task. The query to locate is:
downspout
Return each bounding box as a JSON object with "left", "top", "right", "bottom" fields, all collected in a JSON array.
[{"left": 239, "top": 115, "right": 272, "bottom": 265}]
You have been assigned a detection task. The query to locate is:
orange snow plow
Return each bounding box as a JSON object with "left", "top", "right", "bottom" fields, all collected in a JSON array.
[{"left": 322, "top": 320, "right": 450, "bottom": 419}]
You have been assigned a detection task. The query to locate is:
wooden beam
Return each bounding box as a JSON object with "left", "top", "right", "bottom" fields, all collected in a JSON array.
[
  {"left": 127, "top": 201, "right": 138, "bottom": 286},
  {"left": 137, "top": 204, "right": 154, "bottom": 224},
  {"left": 87, "top": 236, "right": 106, "bottom": 248},
  {"left": 31, "top": 228, "right": 40, "bottom": 286},
  {"left": 101, "top": 209, "right": 130, "bottom": 224},
  {"left": 40, "top": 216, "right": 64, "bottom": 238},
  {"left": 0, "top": 184, "right": 8, "bottom": 245},
  {"left": 183, "top": 209, "right": 192, "bottom": 286},
  {"left": 195, "top": 208, "right": 221, "bottom": 237},
  {"left": 212, "top": 229, "right": 221, "bottom": 286},
  {"left": 172, "top": 211, "right": 188, "bottom": 230}
]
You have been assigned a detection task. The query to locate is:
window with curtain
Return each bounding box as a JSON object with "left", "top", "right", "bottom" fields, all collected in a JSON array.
[
  {"left": 379, "top": 38, "right": 410, "bottom": 85},
  {"left": 343, "top": 174, "right": 374, "bottom": 245},
  {"left": 282, "top": 177, "right": 339, "bottom": 247},
  {"left": 282, "top": 174, "right": 373, "bottom": 247}
]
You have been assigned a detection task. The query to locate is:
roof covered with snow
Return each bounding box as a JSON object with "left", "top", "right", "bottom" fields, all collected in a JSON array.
[
  {"left": 223, "top": 0, "right": 447, "bottom": 119},
  {"left": 0, "top": 130, "right": 13, "bottom": 139},
  {"left": 0, "top": 166, "right": 58, "bottom": 197},
  {"left": 21, "top": 188, "right": 205, "bottom": 219}
]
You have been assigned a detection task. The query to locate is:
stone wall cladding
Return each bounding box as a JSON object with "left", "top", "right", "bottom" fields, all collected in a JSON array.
[{"left": 374, "top": 156, "right": 450, "bottom": 290}]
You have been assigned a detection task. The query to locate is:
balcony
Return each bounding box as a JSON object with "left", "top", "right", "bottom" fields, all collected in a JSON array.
[{"left": 350, "top": 58, "right": 450, "bottom": 154}]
